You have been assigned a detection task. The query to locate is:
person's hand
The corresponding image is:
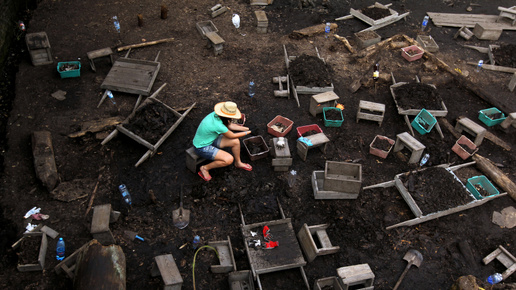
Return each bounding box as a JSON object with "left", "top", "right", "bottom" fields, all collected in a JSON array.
[{"left": 248, "top": 125, "right": 260, "bottom": 135}]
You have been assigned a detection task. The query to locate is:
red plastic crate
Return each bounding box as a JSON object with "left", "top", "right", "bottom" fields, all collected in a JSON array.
[
  {"left": 267, "top": 115, "right": 294, "bottom": 137},
  {"left": 452, "top": 135, "right": 478, "bottom": 160},
  {"left": 401, "top": 45, "right": 424, "bottom": 62},
  {"left": 369, "top": 135, "right": 395, "bottom": 159},
  {"left": 296, "top": 124, "right": 323, "bottom": 138}
]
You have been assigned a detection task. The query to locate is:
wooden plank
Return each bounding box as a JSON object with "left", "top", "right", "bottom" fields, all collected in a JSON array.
[
  {"left": 467, "top": 62, "right": 516, "bottom": 73},
  {"left": 427, "top": 12, "right": 516, "bottom": 30},
  {"left": 394, "top": 177, "right": 423, "bottom": 218}
]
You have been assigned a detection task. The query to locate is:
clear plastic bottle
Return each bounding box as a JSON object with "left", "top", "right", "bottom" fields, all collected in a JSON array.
[
  {"left": 421, "top": 16, "right": 429, "bottom": 31},
  {"left": 288, "top": 170, "right": 297, "bottom": 187},
  {"left": 106, "top": 90, "right": 116, "bottom": 105},
  {"left": 419, "top": 153, "right": 430, "bottom": 166},
  {"left": 56, "top": 237, "right": 65, "bottom": 261},
  {"left": 119, "top": 184, "right": 132, "bottom": 205},
  {"left": 486, "top": 273, "right": 503, "bottom": 285},
  {"left": 18, "top": 21, "right": 26, "bottom": 32},
  {"left": 248, "top": 81, "right": 255, "bottom": 97},
  {"left": 193, "top": 235, "right": 201, "bottom": 250},
  {"left": 476, "top": 60, "right": 483, "bottom": 72},
  {"left": 113, "top": 16, "right": 121, "bottom": 33},
  {"left": 324, "top": 22, "right": 331, "bottom": 38}
]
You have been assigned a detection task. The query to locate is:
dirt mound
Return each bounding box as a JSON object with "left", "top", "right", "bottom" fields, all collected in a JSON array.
[{"left": 289, "top": 54, "right": 332, "bottom": 87}]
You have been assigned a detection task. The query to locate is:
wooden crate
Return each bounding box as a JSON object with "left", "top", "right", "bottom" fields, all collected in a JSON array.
[{"left": 25, "top": 32, "right": 53, "bottom": 66}]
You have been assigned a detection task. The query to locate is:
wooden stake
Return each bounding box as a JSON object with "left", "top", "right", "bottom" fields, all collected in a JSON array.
[
  {"left": 472, "top": 154, "right": 516, "bottom": 201},
  {"left": 137, "top": 14, "right": 144, "bottom": 27},
  {"left": 161, "top": 4, "right": 168, "bottom": 19},
  {"left": 85, "top": 178, "right": 101, "bottom": 217},
  {"left": 116, "top": 37, "right": 174, "bottom": 52}
]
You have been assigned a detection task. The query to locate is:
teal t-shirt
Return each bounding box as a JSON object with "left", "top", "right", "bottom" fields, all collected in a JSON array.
[{"left": 193, "top": 112, "right": 229, "bottom": 148}]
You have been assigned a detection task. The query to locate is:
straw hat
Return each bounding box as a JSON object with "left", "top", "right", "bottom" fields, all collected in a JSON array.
[{"left": 214, "top": 101, "right": 241, "bottom": 119}]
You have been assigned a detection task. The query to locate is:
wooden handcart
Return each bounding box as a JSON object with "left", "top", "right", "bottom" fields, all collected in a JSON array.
[
  {"left": 390, "top": 73, "right": 446, "bottom": 138},
  {"left": 101, "top": 83, "right": 196, "bottom": 167},
  {"left": 239, "top": 199, "right": 309, "bottom": 290},
  {"left": 97, "top": 49, "right": 161, "bottom": 112},
  {"left": 283, "top": 45, "right": 334, "bottom": 108},
  {"left": 363, "top": 162, "right": 507, "bottom": 230},
  {"left": 335, "top": 2, "right": 410, "bottom": 33}
]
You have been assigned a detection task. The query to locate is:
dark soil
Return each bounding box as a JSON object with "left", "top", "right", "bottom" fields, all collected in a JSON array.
[
  {"left": 271, "top": 122, "right": 288, "bottom": 133},
  {"left": 399, "top": 167, "right": 474, "bottom": 215},
  {"left": 360, "top": 7, "right": 391, "bottom": 20},
  {"left": 57, "top": 63, "right": 79, "bottom": 72},
  {"left": 491, "top": 44, "right": 516, "bottom": 68},
  {"left": 404, "top": 48, "right": 421, "bottom": 57},
  {"left": 488, "top": 112, "right": 503, "bottom": 120},
  {"left": 1, "top": 0, "right": 516, "bottom": 289},
  {"left": 371, "top": 137, "right": 393, "bottom": 152},
  {"left": 302, "top": 130, "right": 319, "bottom": 137},
  {"left": 289, "top": 54, "right": 332, "bottom": 87},
  {"left": 459, "top": 143, "right": 477, "bottom": 155},
  {"left": 393, "top": 83, "right": 443, "bottom": 110},
  {"left": 474, "top": 184, "right": 492, "bottom": 198},
  {"left": 16, "top": 237, "right": 42, "bottom": 265},
  {"left": 123, "top": 102, "right": 178, "bottom": 144},
  {"left": 323, "top": 108, "right": 342, "bottom": 120}
]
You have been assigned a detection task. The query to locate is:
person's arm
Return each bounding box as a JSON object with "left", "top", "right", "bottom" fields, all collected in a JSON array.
[
  {"left": 222, "top": 130, "right": 251, "bottom": 139},
  {"left": 227, "top": 122, "right": 249, "bottom": 131}
]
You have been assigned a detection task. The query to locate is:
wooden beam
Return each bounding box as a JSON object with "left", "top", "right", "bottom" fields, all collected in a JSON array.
[
  {"left": 472, "top": 154, "right": 516, "bottom": 201},
  {"left": 116, "top": 37, "right": 174, "bottom": 52}
]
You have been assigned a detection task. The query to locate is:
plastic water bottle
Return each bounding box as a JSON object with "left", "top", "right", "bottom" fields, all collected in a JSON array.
[
  {"left": 476, "top": 60, "right": 483, "bottom": 72},
  {"left": 373, "top": 63, "right": 379, "bottom": 81},
  {"left": 113, "top": 16, "right": 120, "bottom": 33},
  {"left": 193, "top": 235, "right": 201, "bottom": 250},
  {"left": 248, "top": 81, "right": 255, "bottom": 97},
  {"left": 419, "top": 153, "right": 430, "bottom": 166},
  {"left": 56, "top": 237, "right": 65, "bottom": 261},
  {"left": 288, "top": 170, "right": 297, "bottom": 187},
  {"left": 106, "top": 90, "right": 116, "bottom": 105},
  {"left": 486, "top": 273, "right": 503, "bottom": 285},
  {"left": 324, "top": 22, "right": 331, "bottom": 38},
  {"left": 421, "top": 16, "right": 429, "bottom": 31},
  {"left": 119, "top": 184, "right": 132, "bottom": 205}
]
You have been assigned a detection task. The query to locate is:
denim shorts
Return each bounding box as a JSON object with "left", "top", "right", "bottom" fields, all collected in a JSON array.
[{"left": 194, "top": 135, "right": 223, "bottom": 160}]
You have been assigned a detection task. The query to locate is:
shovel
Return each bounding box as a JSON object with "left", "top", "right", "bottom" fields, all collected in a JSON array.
[
  {"left": 393, "top": 249, "right": 423, "bottom": 290},
  {"left": 124, "top": 230, "right": 144, "bottom": 241},
  {"left": 173, "top": 185, "right": 190, "bottom": 229}
]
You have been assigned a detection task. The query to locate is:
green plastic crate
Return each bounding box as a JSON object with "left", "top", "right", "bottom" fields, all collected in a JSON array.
[
  {"left": 411, "top": 108, "right": 436, "bottom": 135},
  {"left": 57, "top": 61, "right": 81, "bottom": 78},
  {"left": 322, "top": 107, "right": 343, "bottom": 127},
  {"left": 478, "top": 107, "right": 506, "bottom": 126},
  {"left": 466, "top": 175, "right": 499, "bottom": 200}
]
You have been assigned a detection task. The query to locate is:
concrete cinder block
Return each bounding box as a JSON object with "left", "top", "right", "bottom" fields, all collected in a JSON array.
[{"left": 473, "top": 23, "right": 503, "bottom": 40}]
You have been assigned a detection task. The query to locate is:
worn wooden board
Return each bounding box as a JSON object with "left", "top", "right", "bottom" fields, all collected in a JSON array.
[
  {"left": 427, "top": 12, "right": 516, "bottom": 30},
  {"left": 100, "top": 58, "right": 161, "bottom": 96}
]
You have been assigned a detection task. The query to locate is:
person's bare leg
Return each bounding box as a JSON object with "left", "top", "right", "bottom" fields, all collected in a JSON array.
[
  {"left": 220, "top": 136, "right": 249, "bottom": 169},
  {"left": 200, "top": 150, "right": 233, "bottom": 179}
]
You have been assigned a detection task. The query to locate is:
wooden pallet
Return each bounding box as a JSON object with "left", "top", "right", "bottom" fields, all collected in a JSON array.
[{"left": 427, "top": 12, "right": 516, "bottom": 30}]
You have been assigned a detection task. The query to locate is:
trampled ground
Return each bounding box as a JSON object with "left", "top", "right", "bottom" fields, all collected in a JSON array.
[{"left": 1, "top": 0, "right": 515, "bottom": 289}]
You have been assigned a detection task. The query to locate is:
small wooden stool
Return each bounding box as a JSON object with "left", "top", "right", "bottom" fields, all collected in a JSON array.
[
  {"left": 356, "top": 100, "right": 385, "bottom": 126},
  {"left": 309, "top": 91, "right": 339, "bottom": 117},
  {"left": 151, "top": 254, "right": 183, "bottom": 290},
  {"left": 483, "top": 245, "right": 516, "bottom": 280},
  {"left": 186, "top": 147, "right": 207, "bottom": 173},
  {"left": 208, "top": 236, "right": 237, "bottom": 274},
  {"left": 205, "top": 31, "right": 225, "bottom": 55},
  {"left": 297, "top": 223, "right": 340, "bottom": 263},
  {"left": 90, "top": 204, "right": 116, "bottom": 245},
  {"left": 255, "top": 10, "right": 268, "bottom": 33},
  {"left": 87, "top": 47, "right": 114, "bottom": 72},
  {"left": 500, "top": 112, "right": 516, "bottom": 129},
  {"left": 297, "top": 133, "right": 330, "bottom": 161},
  {"left": 270, "top": 138, "right": 292, "bottom": 171},
  {"left": 455, "top": 117, "right": 486, "bottom": 146},
  {"left": 393, "top": 132, "right": 426, "bottom": 164},
  {"left": 337, "top": 264, "right": 375, "bottom": 290}
]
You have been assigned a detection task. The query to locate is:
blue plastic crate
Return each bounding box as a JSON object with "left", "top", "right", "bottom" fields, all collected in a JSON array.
[
  {"left": 478, "top": 107, "right": 506, "bottom": 126},
  {"left": 57, "top": 61, "right": 81, "bottom": 78},
  {"left": 322, "top": 107, "right": 343, "bottom": 127},
  {"left": 466, "top": 175, "right": 499, "bottom": 200},
  {"left": 411, "top": 108, "right": 437, "bottom": 135}
]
